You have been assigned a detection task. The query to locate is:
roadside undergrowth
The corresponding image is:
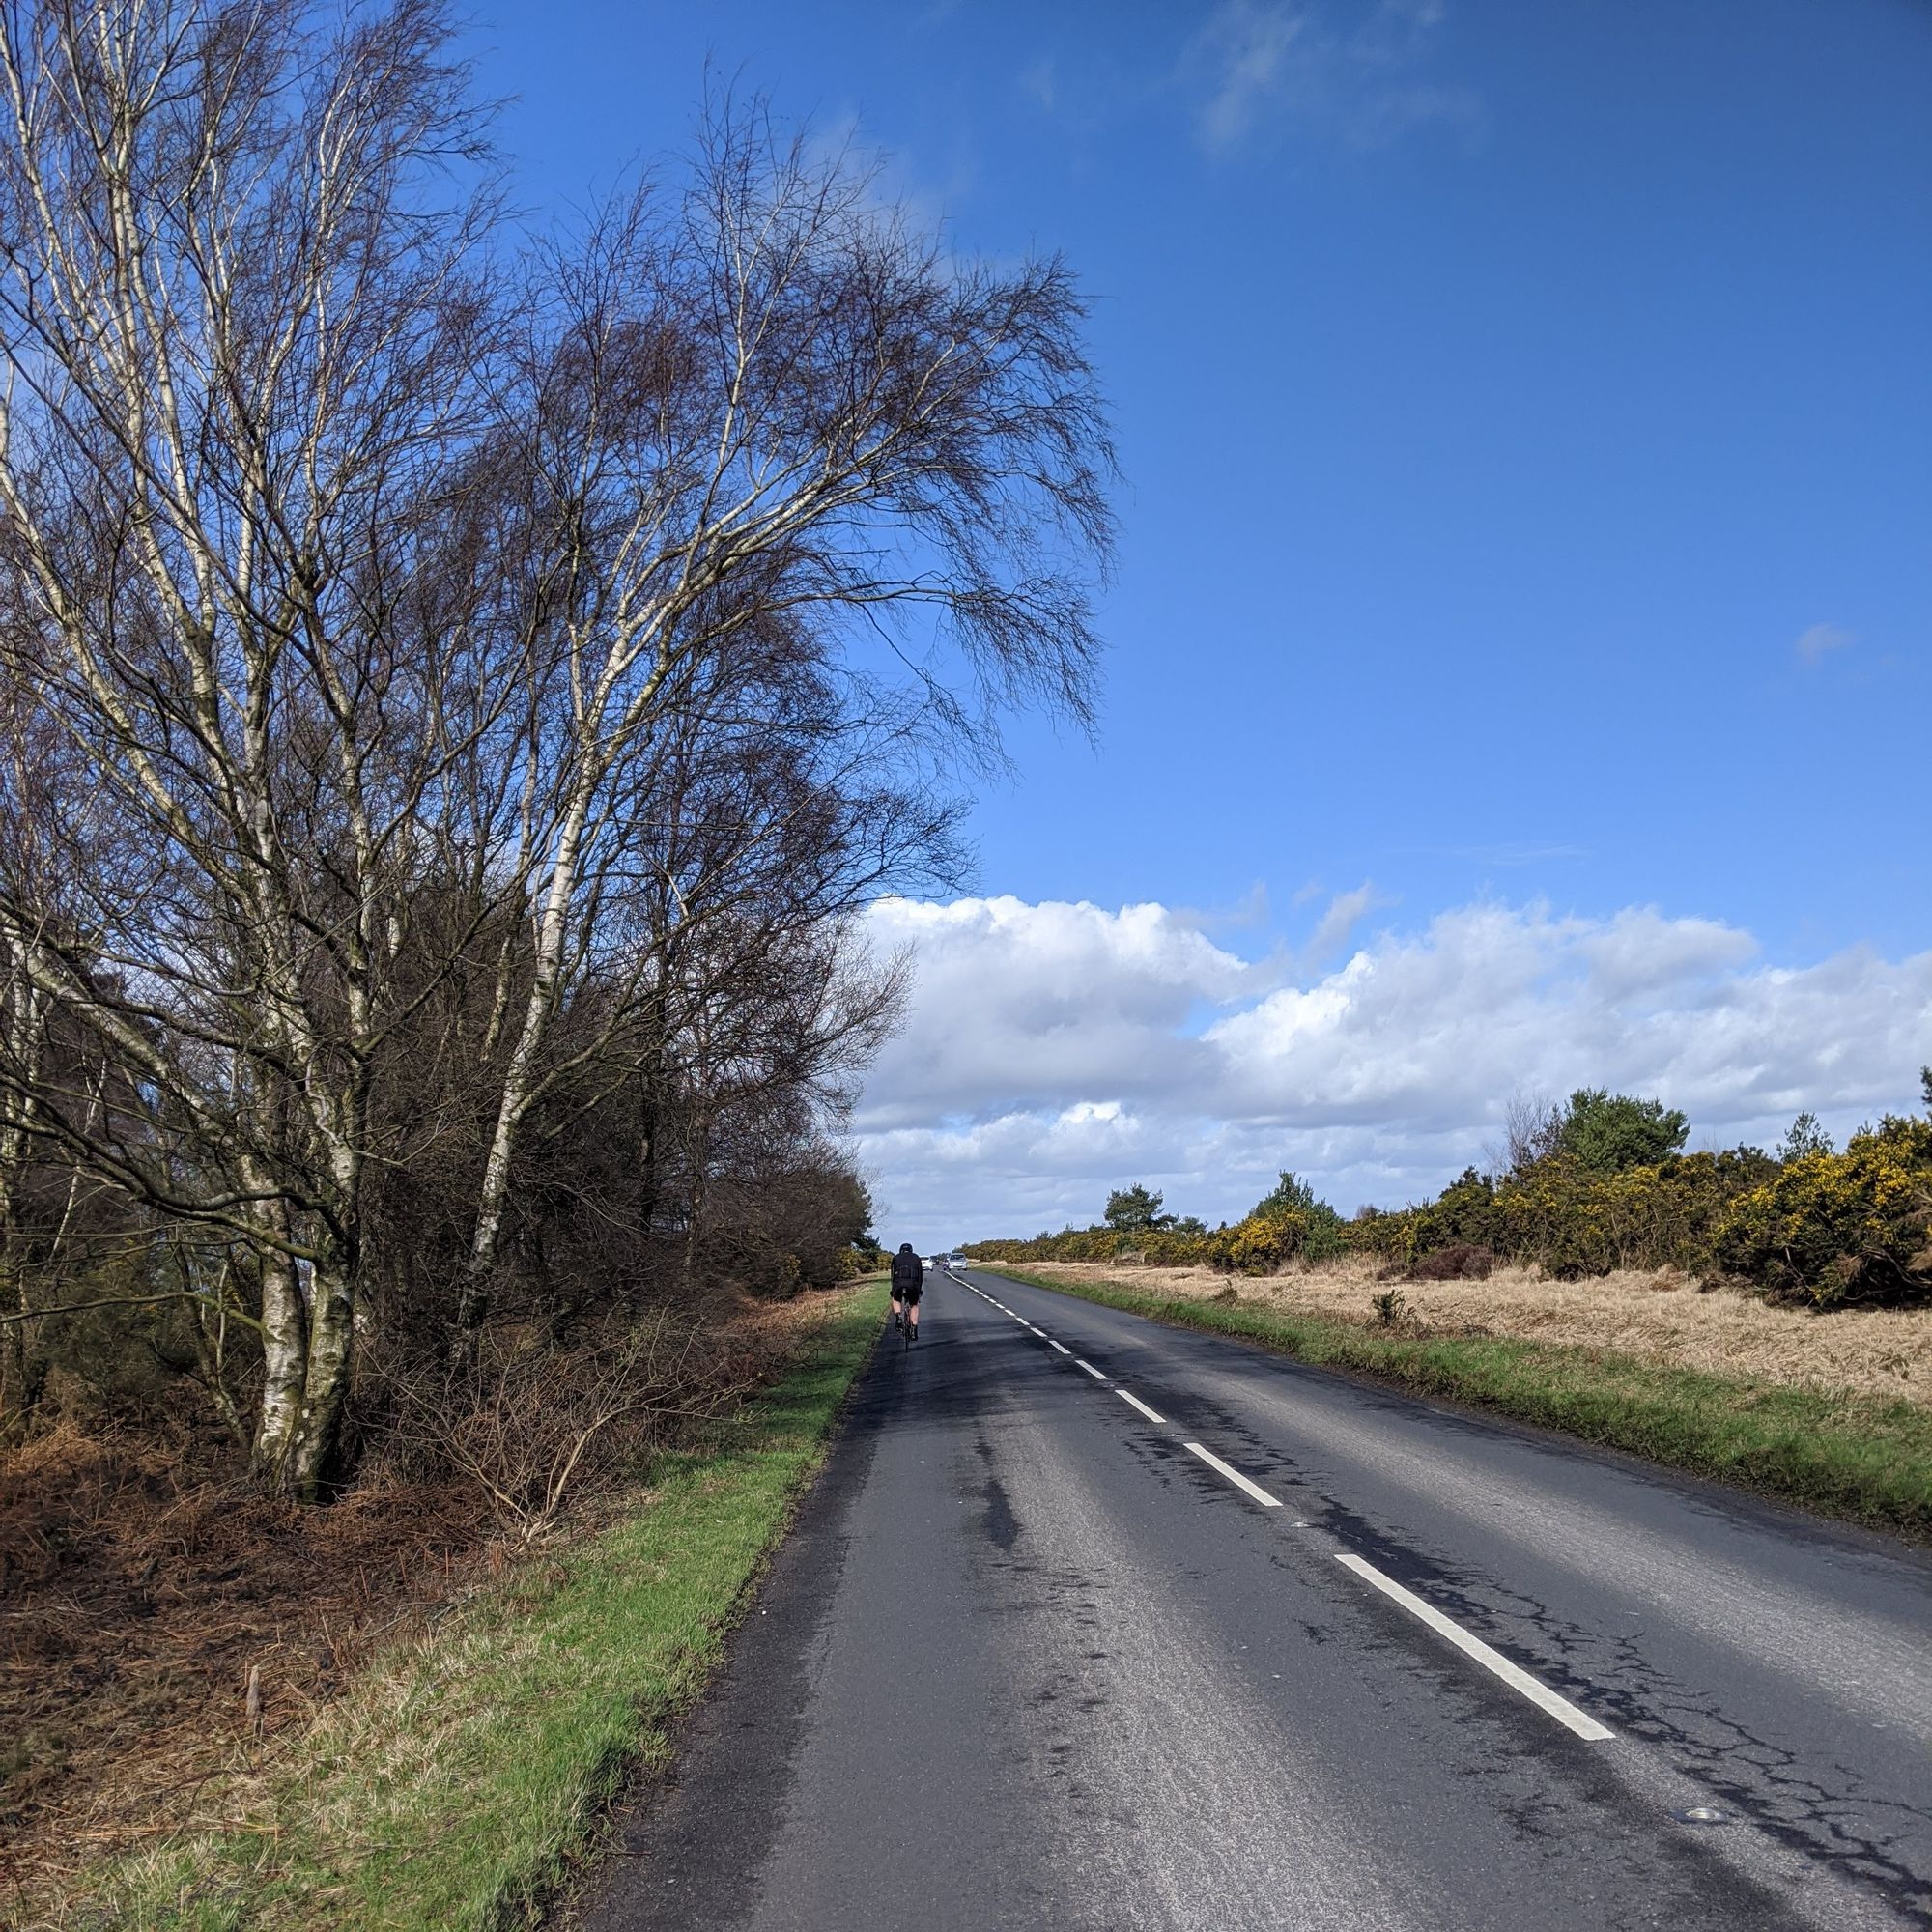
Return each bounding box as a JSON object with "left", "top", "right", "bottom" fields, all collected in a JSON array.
[
  {"left": 21, "top": 1278, "right": 888, "bottom": 1932},
  {"left": 982, "top": 1265, "right": 1932, "bottom": 1542}
]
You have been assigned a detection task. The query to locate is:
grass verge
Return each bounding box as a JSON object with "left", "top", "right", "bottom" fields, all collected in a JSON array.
[
  {"left": 49, "top": 1279, "right": 889, "bottom": 1932},
  {"left": 983, "top": 1265, "right": 1932, "bottom": 1542}
]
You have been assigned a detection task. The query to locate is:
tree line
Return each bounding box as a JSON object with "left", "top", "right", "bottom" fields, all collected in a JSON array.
[
  {"left": 0, "top": 0, "right": 1114, "bottom": 1496},
  {"left": 971, "top": 1078, "right": 1932, "bottom": 1304}
]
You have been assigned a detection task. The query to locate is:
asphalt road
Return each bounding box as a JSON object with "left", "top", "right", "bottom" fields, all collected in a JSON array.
[{"left": 575, "top": 1267, "right": 1932, "bottom": 1932}]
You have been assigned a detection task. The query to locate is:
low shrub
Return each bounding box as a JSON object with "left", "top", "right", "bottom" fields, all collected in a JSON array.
[
  {"left": 1369, "top": 1288, "right": 1408, "bottom": 1326},
  {"left": 1406, "top": 1242, "right": 1495, "bottom": 1282},
  {"left": 1199, "top": 1173, "right": 1350, "bottom": 1273}
]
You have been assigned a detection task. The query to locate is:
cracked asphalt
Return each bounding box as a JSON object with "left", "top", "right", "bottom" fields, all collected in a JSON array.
[{"left": 572, "top": 1268, "right": 1932, "bottom": 1932}]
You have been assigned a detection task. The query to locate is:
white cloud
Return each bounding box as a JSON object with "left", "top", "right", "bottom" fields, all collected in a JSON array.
[
  {"left": 853, "top": 894, "right": 1932, "bottom": 1249},
  {"left": 855, "top": 895, "right": 1257, "bottom": 1133},
  {"left": 1193, "top": 2, "right": 1307, "bottom": 152},
  {"left": 1795, "top": 621, "right": 1854, "bottom": 666},
  {"left": 1183, "top": 0, "right": 1481, "bottom": 157},
  {"left": 1302, "top": 880, "right": 1379, "bottom": 967}
]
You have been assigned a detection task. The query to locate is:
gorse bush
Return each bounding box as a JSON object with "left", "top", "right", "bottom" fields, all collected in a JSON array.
[
  {"left": 1378, "top": 1151, "right": 1779, "bottom": 1280},
  {"left": 1716, "top": 1116, "right": 1932, "bottom": 1306},
  {"left": 968, "top": 1226, "right": 1216, "bottom": 1266},
  {"left": 1206, "top": 1215, "right": 1302, "bottom": 1274},
  {"left": 964, "top": 1076, "right": 1932, "bottom": 1308},
  {"left": 1195, "top": 1174, "right": 1347, "bottom": 1274},
  {"left": 1253, "top": 1172, "right": 1350, "bottom": 1259}
]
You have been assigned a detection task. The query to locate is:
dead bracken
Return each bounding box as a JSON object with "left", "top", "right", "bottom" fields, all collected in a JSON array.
[{"left": 0, "top": 1290, "right": 826, "bottom": 1919}]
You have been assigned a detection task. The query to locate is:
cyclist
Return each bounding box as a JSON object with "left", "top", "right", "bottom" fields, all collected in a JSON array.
[{"left": 889, "top": 1240, "right": 923, "bottom": 1343}]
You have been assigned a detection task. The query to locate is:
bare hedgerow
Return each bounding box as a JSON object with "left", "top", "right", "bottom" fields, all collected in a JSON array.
[{"left": 369, "top": 1313, "right": 750, "bottom": 1542}]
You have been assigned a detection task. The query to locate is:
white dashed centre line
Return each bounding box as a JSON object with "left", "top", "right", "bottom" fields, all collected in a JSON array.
[
  {"left": 1183, "top": 1441, "right": 1282, "bottom": 1508},
  {"left": 966, "top": 1274, "right": 1616, "bottom": 1752},
  {"left": 1335, "top": 1553, "right": 1614, "bottom": 1742}
]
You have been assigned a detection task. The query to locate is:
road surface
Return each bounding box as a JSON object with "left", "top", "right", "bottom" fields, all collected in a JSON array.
[{"left": 575, "top": 1266, "right": 1932, "bottom": 1931}]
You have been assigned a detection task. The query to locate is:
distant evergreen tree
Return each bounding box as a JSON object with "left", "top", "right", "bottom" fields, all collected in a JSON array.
[
  {"left": 1777, "top": 1111, "right": 1833, "bottom": 1163},
  {"left": 1250, "top": 1171, "right": 1320, "bottom": 1218},
  {"left": 1553, "top": 1089, "right": 1689, "bottom": 1173},
  {"left": 1104, "top": 1183, "right": 1175, "bottom": 1232}
]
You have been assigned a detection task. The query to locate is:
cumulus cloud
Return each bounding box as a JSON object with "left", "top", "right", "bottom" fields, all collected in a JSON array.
[
  {"left": 853, "top": 895, "right": 1932, "bottom": 1248},
  {"left": 856, "top": 895, "right": 1258, "bottom": 1132},
  {"left": 1795, "top": 621, "right": 1854, "bottom": 666}
]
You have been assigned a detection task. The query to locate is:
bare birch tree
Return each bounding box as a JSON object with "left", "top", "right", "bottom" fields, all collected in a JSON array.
[
  {"left": 0, "top": 0, "right": 500, "bottom": 1492},
  {"left": 450, "top": 108, "right": 1116, "bottom": 1352}
]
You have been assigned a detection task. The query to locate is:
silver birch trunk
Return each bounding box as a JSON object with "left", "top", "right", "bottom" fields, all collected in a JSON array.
[
  {"left": 455, "top": 782, "right": 597, "bottom": 1356},
  {"left": 0, "top": 953, "right": 43, "bottom": 1428},
  {"left": 289, "top": 1255, "right": 355, "bottom": 1501},
  {"left": 248, "top": 1189, "right": 309, "bottom": 1485}
]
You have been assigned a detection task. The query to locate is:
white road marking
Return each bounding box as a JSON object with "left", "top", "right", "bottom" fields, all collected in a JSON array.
[
  {"left": 972, "top": 1270, "right": 1617, "bottom": 1751},
  {"left": 1334, "top": 1553, "right": 1614, "bottom": 1742},
  {"left": 1184, "top": 1441, "right": 1283, "bottom": 1509}
]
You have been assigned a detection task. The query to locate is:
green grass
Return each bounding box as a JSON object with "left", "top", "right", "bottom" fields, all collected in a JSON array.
[
  {"left": 58, "top": 1279, "right": 889, "bottom": 1932},
  {"left": 983, "top": 1265, "right": 1932, "bottom": 1542}
]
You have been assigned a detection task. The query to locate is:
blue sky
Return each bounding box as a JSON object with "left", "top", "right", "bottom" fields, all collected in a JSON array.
[{"left": 469, "top": 2, "right": 1930, "bottom": 1238}]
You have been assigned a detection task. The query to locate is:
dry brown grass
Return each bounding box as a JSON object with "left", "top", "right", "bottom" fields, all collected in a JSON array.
[{"left": 1009, "top": 1258, "right": 1932, "bottom": 1406}]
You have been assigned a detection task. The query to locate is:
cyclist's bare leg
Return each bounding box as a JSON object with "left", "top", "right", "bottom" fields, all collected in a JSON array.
[{"left": 891, "top": 1292, "right": 903, "bottom": 1329}]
